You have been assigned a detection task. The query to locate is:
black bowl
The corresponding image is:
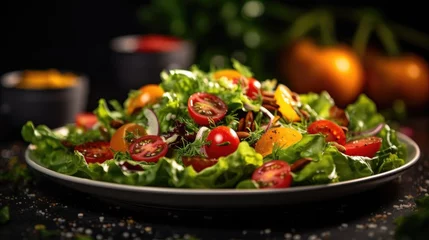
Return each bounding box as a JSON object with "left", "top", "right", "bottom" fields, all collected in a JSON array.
[
  {"left": 0, "top": 70, "right": 89, "bottom": 139},
  {"left": 110, "top": 34, "right": 195, "bottom": 92}
]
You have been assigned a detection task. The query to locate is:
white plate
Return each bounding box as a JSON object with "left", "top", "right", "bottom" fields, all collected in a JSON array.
[{"left": 25, "top": 132, "right": 421, "bottom": 209}]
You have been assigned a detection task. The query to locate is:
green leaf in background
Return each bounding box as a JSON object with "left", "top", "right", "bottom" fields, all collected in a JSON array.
[
  {"left": 0, "top": 206, "right": 10, "bottom": 224},
  {"left": 395, "top": 195, "right": 429, "bottom": 240},
  {"left": 232, "top": 58, "right": 253, "bottom": 77}
]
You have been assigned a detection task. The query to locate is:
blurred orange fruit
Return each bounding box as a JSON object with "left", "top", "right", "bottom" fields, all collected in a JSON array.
[
  {"left": 364, "top": 50, "right": 429, "bottom": 109},
  {"left": 279, "top": 39, "right": 365, "bottom": 107}
]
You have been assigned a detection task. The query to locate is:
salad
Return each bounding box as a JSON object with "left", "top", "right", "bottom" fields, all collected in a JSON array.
[{"left": 22, "top": 59, "right": 407, "bottom": 189}]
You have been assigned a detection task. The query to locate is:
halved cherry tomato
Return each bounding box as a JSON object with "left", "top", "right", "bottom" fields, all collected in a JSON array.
[
  {"left": 254, "top": 127, "right": 303, "bottom": 157},
  {"left": 307, "top": 119, "right": 346, "bottom": 145},
  {"left": 110, "top": 123, "right": 147, "bottom": 152},
  {"left": 245, "top": 77, "right": 262, "bottom": 99},
  {"left": 126, "top": 84, "right": 164, "bottom": 115},
  {"left": 74, "top": 141, "right": 113, "bottom": 164},
  {"left": 204, "top": 126, "right": 240, "bottom": 159},
  {"left": 182, "top": 156, "right": 219, "bottom": 172},
  {"left": 344, "top": 136, "right": 383, "bottom": 158},
  {"left": 137, "top": 34, "right": 181, "bottom": 53},
  {"left": 128, "top": 135, "right": 168, "bottom": 162},
  {"left": 212, "top": 69, "right": 261, "bottom": 100},
  {"left": 188, "top": 92, "right": 227, "bottom": 126},
  {"left": 232, "top": 77, "right": 261, "bottom": 100},
  {"left": 75, "top": 112, "right": 98, "bottom": 130},
  {"left": 251, "top": 160, "right": 293, "bottom": 189}
]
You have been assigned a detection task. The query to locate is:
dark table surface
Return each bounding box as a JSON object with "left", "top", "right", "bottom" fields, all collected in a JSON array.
[{"left": 0, "top": 117, "right": 428, "bottom": 240}]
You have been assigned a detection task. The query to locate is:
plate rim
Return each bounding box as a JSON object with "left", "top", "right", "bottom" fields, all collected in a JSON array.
[{"left": 25, "top": 132, "right": 421, "bottom": 196}]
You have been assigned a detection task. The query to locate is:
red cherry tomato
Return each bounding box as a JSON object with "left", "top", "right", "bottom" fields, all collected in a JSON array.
[
  {"left": 75, "top": 112, "right": 98, "bottom": 130},
  {"left": 232, "top": 77, "right": 261, "bottom": 100},
  {"left": 251, "top": 160, "right": 293, "bottom": 189},
  {"left": 128, "top": 135, "right": 168, "bottom": 162},
  {"left": 307, "top": 119, "right": 346, "bottom": 145},
  {"left": 137, "top": 34, "right": 181, "bottom": 53},
  {"left": 188, "top": 92, "right": 227, "bottom": 126},
  {"left": 344, "top": 136, "right": 383, "bottom": 158},
  {"left": 245, "top": 77, "right": 262, "bottom": 99},
  {"left": 204, "top": 126, "right": 240, "bottom": 159},
  {"left": 182, "top": 156, "right": 219, "bottom": 172},
  {"left": 74, "top": 141, "right": 113, "bottom": 164}
]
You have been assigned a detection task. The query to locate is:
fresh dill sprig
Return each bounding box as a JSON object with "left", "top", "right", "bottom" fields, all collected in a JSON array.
[
  {"left": 245, "top": 128, "right": 265, "bottom": 146},
  {"left": 176, "top": 131, "right": 209, "bottom": 158}
]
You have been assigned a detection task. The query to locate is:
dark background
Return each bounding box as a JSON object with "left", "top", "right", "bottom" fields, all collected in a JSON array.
[{"left": 2, "top": 0, "right": 428, "bottom": 111}]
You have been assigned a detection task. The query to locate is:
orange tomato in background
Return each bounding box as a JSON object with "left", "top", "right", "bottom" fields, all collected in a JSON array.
[
  {"left": 126, "top": 84, "right": 164, "bottom": 115},
  {"left": 279, "top": 39, "right": 365, "bottom": 107},
  {"left": 364, "top": 50, "right": 429, "bottom": 109}
]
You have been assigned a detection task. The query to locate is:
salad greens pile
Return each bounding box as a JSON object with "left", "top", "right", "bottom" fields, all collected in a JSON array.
[{"left": 21, "top": 59, "right": 407, "bottom": 189}]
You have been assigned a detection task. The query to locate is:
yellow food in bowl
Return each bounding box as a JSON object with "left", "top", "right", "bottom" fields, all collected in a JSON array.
[{"left": 16, "top": 69, "right": 77, "bottom": 89}]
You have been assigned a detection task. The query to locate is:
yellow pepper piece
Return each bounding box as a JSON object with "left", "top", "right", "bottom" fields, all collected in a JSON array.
[
  {"left": 212, "top": 69, "right": 242, "bottom": 80},
  {"left": 274, "top": 84, "right": 301, "bottom": 122}
]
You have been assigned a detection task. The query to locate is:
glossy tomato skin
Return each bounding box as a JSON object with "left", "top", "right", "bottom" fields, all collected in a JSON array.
[
  {"left": 344, "top": 136, "right": 382, "bottom": 158},
  {"left": 252, "top": 160, "right": 293, "bottom": 189},
  {"left": 128, "top": 135, "right": 168, "bottom": 162},
  {"left": 75, "top": 112, "right": 98, "bottom": 130},
  {"left": 74, "top": 141, "right": 114, "bottom": 164},
  {"left": 204, "top": 126, "right": 240, "bottom": 159},
  {"left": 237, "top": 77, "right": 261, "bottom": 100},
  {"left": 307, "top": 119, "right": 346, "bottom": 145},
  {"left": 110, "top": 123, "right": 147, "bottom": 152},
  {"left": 187, "top": 92, "right": 227, "bottom": 126},
  {"left": 182, "top": 156, "right": 219, "bottom": 172}
]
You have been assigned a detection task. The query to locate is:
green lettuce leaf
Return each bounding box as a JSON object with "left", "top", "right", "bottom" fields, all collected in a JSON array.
[
  {"left": 23, "top": 122, "right": 263, "bottom": 189},
  {"left": 84, "top": 141, "right": 262, "bottom": 188},
  {"left": 269, "top": 134, "right": 327, "bottom": 164},
  {"left": 292, "top": 151, "right": 337, "bottom": 185},
  {"left": 299, "top": 91, "right": 334, "bottom": 119},
  {"left": 346, "top": 94, "right": 385, "bottom": 132}
]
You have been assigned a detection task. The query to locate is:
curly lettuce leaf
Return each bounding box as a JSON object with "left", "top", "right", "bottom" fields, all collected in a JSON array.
[
  {"left": 87, "top": 141, "right": 263, "bottom": 188},
  {"left": 155, "top": 68, "right": 256, "bottom": 133},
  {"left": 299, "top": 91, "right": 334, "bottom": 119},
  {"left": 22, "top": 122, "right": 89, "bottom": 175},
  {"left": 292, "top": 152, "right": 337, "bottom": 185},
  {"left": 24, "top": 123, "right": 263, "bottom": 189},
  {"left": 269, "top": 134, "right": 327, "bottom": 164},
  {"left": 346, "top": 94, "right": 385, "bottom": 132}
]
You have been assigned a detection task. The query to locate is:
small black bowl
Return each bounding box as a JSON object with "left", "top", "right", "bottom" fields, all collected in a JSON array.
[
  {"left": 0, "top": 70, "right": 89, "bottom": 139},
  {"left": 110, "top": 34, "right": 195, "bottom": 92}
]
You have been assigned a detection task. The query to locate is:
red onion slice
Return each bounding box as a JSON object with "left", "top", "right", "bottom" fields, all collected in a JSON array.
[{"left": 143, "top": 108, "right": 160, "bottom": 135}]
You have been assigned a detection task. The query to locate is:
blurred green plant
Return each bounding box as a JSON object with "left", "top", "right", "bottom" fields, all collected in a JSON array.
[
  {"left": 137, "top": 1, "right": 429, "bottom": 77},
  {"left": 137, "top": 1, "right": 429, "bottom": 114},
  {"left": 137, "top": 0, "right": 304, "bottom": 80}
]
